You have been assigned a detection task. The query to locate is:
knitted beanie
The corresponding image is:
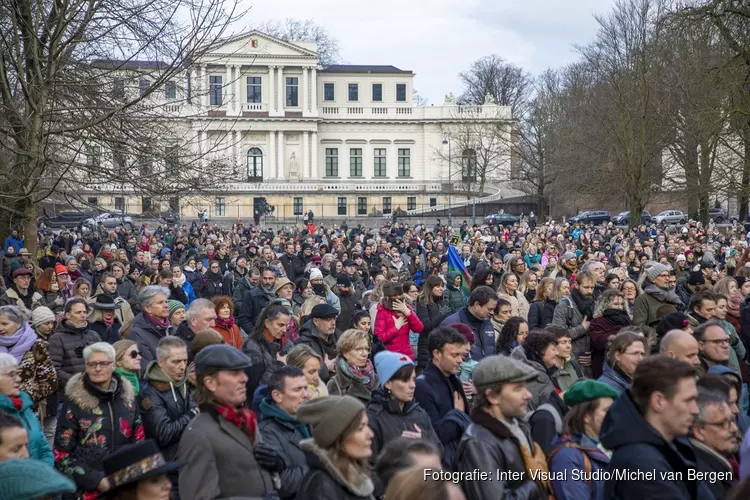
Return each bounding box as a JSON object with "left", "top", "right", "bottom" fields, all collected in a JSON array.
[
  {"left": 30, "top": 306, "right": 56, "bottom": 328},
  {"left": 374, "top": 351, "right": 414, "bottom": 386},
  {"left": 0, "top": 459, "right": 75, "bottom": 500},
  {"left": 646, "top": 262, "right": 671, "bottom": 282},
  {"left": 113, "top": 339, "right": 136, "bottom": 362},
  {"left": 168, "top": 300, "right": 186, "bottom": 318},
  {"left": 309, "top": 268, "right": 324, "bottom": 281},
  {"left": 296, "top": 396, "right": 365, "bottom": 448}
]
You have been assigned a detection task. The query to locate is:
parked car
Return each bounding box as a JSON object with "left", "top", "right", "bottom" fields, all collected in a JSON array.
[
  {"left": 653, "top": 210, "right": 687, "bottom": 226},
  {"left": 568, "top": 210, "right": 611, "bottom": 225},
  {"left": 708, "top": 208, "right": 726, "bottom": 223},
  {"left": 83, "top": 212, "right": 134, "bottom": 230},
  {"left": 484, "top": 212, "right": 520, "bottom": 226},
  {"left": 37, "top": 209, "right": 94, "bottom": 229},
  {"left": 611, "top": 210, "right": 652, "bottom": 225}
]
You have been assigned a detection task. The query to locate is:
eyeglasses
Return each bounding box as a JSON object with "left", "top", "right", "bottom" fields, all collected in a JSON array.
[
  {"left": 86, "top": 361, "right": 114, "bottom": 369},
  {"left": 352, "top": 347, "right": 371, "bottom": 354},
  {"left": 703, "top": 338, "right": 730, "bottom": 346},
  {"left": 700, "top": 418, "right": 734, "bottom": 430},
  {"left": 128, "top": 350, "right": 142, "bottom": 359},
  {"left": 1, "top": 370, "right": 21, "bottom": 379}
]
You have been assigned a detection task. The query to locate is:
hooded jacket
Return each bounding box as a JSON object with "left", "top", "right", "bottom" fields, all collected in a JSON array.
[
  {"left": 296, "top": 438, "right": 375, "bottom": 500},
  {"left": 510, "top": 345, "right": 558, "bottom": 412},
  {"left": 47, "top": 321, "right": 101, "bottom": 398},
  {"left": 54, "top": 372, "right": 143, "bottom": 498},
  {"left": 0, "top": 391, "right": 53, "bottom": 465},
  {"left": 138, "top": 360, "right": 197, "bottom": 461},
  {"left": 597, "top": 361, "right": 631, "bottom": 395},
  {"left": 232, "top": 275, "right": 256, "bottom": 311},
  {"left": 599, "top": 389, "right": 709, "bottom": 499},
  {"left": 443, "top": 272, "right": 468, "bottom": 313},
  {"left": 547, "top": 432, "right": 610, "bottom": 500}
]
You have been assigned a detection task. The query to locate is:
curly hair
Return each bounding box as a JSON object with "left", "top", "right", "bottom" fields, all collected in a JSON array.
[
  {"left": 593, "top": 289, "right": 625, "bottom": 318},
  {"left": 212, "top": 295, "right": 234, "bottom": 316},
  {"left": 521, "top": 330, "right": 558, "bottom": 366},
  {"left": 497, "top": 317, "right": 528, "bottom": 354}
]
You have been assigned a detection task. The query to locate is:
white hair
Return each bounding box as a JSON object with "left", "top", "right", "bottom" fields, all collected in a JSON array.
[
  {"left": 138, "top": 285, "right": 170, "bottom": 308},
  {"left": 83, "top": 342, "right": 116, "bottom": 362},
  {"left": 0, "top": 353, "right": 19, "bottom": 374},
  {"left": 187, "top": 298, "right": 215, "bottom": 322}
]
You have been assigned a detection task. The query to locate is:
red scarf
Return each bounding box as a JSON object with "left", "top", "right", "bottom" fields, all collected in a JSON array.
[
  {"left": 103, "top": 315, "right": 116, "bottom": 328},
  {"left": 145, "top": 312, "right": 170, "bottom": 329},
  {"left": 9, "top": 396, "right": 23, "bottom": 411},
  {"left": 215, "top": 316, "right": 235, "bottom": 329},
  {"left": 213, "top": 403, "right": 257, "bottom": 443}
]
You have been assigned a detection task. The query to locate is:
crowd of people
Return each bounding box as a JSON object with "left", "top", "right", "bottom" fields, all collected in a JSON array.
[{"left": 3, "top": 215, "right": 750, "bottom": 499}]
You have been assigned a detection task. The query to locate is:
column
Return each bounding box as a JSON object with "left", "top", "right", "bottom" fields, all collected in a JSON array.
[
  {"left": 277, "top": 131, "right": 285, "bottom": 179},
  {"left": 235, "top": 65, "right": 242, "bottom": 113},
  {"left": 194, "top": 65, "right": 202, "bottom": 107},
  {"left": 310, "top": 67, "right": 317, "bottom": 115},
  {"left": 389, "top": 141, "right": 398, "bottom": 179},
  {"left": 268, "top": 131, "right": 276, "bottom": 180},
  {"left": 202, "top": 66, "right": 210, "bottom": 108},
  {"left": 277, "top": 66, "right": 285, "bottom": 114},
  {"left": 231, "top": 130, "right": 237, "bottom": 177},
  {"left": 302, "top": 130, "right": 309, "bottom": 181},
  {"left": 270, "top": 66, "right": 277, "bottom": 114},
  {"left": 200, "top": 130, "right": 207, "bottom": 163},
  {"left": 311, "top": 132, "right": 318, "bottom": 179},
  {"left": 302, "top": 66, "right": 309, "bottom": 115}
]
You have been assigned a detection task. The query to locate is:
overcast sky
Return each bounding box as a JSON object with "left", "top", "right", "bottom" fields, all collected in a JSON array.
[{"left": 240, "top": 0, "right": 617, "bottom": 104}]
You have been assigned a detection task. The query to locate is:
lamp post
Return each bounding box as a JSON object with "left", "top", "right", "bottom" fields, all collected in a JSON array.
[{"left": 442, "top": 137, "right": 452, "bottom": 227}]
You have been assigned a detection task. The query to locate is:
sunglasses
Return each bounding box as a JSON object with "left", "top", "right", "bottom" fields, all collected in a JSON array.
[{"left": 128, "top": 350, "right": 142, "bottom": 359}]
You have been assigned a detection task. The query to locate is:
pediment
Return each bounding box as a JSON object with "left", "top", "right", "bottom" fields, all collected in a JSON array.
[{"left": 206, "top": 31, "right": 317, "bottom": 59}]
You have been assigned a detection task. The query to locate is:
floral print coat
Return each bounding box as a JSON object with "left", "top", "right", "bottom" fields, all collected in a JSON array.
[{"left": 54, "top": 371, "right": 144, "bottom": 499}]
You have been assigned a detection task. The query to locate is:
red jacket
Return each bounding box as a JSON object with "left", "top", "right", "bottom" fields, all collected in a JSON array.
[{"left": 374, "top": 304, "right": 424, "bottom": 360}]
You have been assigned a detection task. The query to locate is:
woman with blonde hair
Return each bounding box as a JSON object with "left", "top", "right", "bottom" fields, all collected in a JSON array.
[
  {"left": 300, "top": 295, "right": 327, "bottom": 325},
  {"left": 497, "top": 273, "right": 530, "bottom": 321},
  {"left": 287, "top": 344, "right": 328, "bottom": 399},
  {"left": 527, "top": 277, "right": 553, "bottom": 329},
  {"left": 715, "top": 276, "right": 742, "bottom": 335},
  {"left": 518, "top": 270, "right": 539, "bottom": 304},
  {"left": 328, "top": 329, "right": 378, "bottom": 404}
]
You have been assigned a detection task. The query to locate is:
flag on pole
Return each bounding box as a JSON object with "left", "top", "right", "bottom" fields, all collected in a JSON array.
[{"left": 447, "top": 246, "right": 472, "bottom": 296}]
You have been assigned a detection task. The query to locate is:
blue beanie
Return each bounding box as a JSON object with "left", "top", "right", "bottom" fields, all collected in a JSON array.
[
  {"left": 0, "top": 459, "right": 76, "bottom": 500},
  {"left": 374, "top": 351, "right": 415, "bottom": 386}
]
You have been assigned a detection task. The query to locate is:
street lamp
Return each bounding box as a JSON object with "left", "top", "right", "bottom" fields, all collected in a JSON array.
[{"left": 442, "top": 137, "right": 452, "bottom": 227}]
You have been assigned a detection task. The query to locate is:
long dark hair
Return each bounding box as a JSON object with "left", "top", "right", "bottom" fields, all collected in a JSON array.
[
  {"left": 470, "top": 268, "right": 492, "bottom": 292},
  {"left": 418, "top": 275, "right": 444, "bottom": 306},
  {"left": 250, "top": 302, "right": 291, "bottom": 341},
  {"left": 497, "top": 317, "right": 527, "bottom": 354}
]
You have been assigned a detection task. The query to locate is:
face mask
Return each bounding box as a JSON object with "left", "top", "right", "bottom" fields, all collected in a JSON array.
[{"left": 312, "top": 283, "right": 326, "bottom": 296}]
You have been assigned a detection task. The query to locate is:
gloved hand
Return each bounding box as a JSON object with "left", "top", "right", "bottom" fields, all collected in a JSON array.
[
  {"left": 74, "top": 344, "right": 85, "bottom": 358},
  {"left": 254, "top": 443, "right": 285, "bottom": 473}
]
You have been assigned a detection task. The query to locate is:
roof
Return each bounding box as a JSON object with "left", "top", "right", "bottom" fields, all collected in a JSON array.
[
  {"left": 319, "top": 65, "right": 412, "bottom": 74},
  {"left": 90, "top": 60, "right": 171, "bottom": 70}
]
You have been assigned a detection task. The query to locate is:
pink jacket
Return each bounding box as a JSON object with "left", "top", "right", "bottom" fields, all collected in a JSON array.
[{"left": 374, "top": 304, "right": 424, "bottom": 360}]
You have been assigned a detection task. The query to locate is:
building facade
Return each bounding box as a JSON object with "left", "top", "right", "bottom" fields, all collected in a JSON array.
[{"left": 82, "top": 31, "right": 517, "bottom": 220}]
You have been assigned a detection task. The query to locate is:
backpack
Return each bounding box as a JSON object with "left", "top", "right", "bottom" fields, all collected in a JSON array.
[
  {"left": 529, "top": 403, "right": 563, "bottom": 435},
  {"left": 547, "top": 441, "right": 593, "bottom": 489}
]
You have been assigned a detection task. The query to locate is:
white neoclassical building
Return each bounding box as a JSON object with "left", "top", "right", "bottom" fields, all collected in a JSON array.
[{"left": 82, "top": 31, "right": 519, "bottom": 219}]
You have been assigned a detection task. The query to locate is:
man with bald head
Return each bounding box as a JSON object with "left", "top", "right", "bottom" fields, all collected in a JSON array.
[{"left": 660, "top": 329, "right": 701, "bottom": 367}]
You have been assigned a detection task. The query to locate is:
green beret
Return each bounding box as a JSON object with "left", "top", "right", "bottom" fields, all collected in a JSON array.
[{"left": 563, "top": 380, "right": 620, "bottom": 407}]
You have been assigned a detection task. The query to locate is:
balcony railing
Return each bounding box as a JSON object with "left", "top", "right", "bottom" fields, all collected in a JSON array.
[{"left": 243, "top": 102, "right": 268, "bottom": 112}]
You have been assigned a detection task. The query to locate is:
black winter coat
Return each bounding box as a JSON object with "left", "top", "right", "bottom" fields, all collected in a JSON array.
[
  {"left": 237, "top": 287, "right": 272, "bottom": 334},
  {"left": 116, "top": 278, "right": 138, "bottom": 308},
  {"left": 128, "top": 313, "right": 170, "bottom": 376},
  {"left": 415, "top": 299, "right": 450, "bottom": 369},
  {"left": 335, "top": 290, "right": 358, "bottom": 332},
  {"left": 242, "top": 336, "right": 287, "bottom": 399},
  {"left": 296, "top": 439, "right": 375, "bottom": 500},
  {"left": 202, "top": 271, "right": 226, "bottom": 299},
  {"left": 294, "top": 321, "right": 341, "bottom": 383},
  {"left": 600, "top": 389, "right": 714, "bottom": 499},
  {"left": 48, "top": 321, "right": 101, "bottom": 398},
  {"left": 182, "top": 268, "right": 204, "bottom": 298},
  {"left": 54, "top": 373, "right": 143, "bottom": 498},
  {"left": 366, "top": 388, "right": 441, "bottom": 496},
  {"left": 89, "top": 318, "right": 122, "bottom": 344},
  {"left": 138, "top": 365, "right": 197, "bottom": 461}
]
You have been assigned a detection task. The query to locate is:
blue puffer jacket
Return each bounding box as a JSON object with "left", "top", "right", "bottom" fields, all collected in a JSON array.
[
  {"left": 548, "top": 433, "right": 609, "bottom": 500},
  {"left": 0, "top": 391, "right": 53, "bottom": 465}
]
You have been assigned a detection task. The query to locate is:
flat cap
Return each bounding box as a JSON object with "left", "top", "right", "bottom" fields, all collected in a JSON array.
[
  {"left": 563, "top": 380, "right": 619, "bottom": 407},
  {"left": 311, "top": 303, "right": 338, "bottom": 319},
  {"left": 194, "top": 344, "right": 251, "bottom": 375},
  {"left": 12, "top": 268, "right": 32, "bottom": 278},
  {"left": 343, "top": 259, "right": 356, "bottom": 267},
  {"left": 472, "top": 355, "right": 538, "bottom": 388}
]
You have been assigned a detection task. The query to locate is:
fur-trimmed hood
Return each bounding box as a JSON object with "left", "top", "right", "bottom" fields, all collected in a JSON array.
[
  {"left": 300, "top": 438, "right": 374, "bottom": 497},
  {"left": 65, "top": 371, "right": 135, "bottom": 412}
]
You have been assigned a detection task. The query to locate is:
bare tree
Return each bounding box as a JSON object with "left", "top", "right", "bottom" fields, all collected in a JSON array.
[
  {"left": 0, "top": 0, "right": 244, "bottom": 252},
  {"left": 413, "top": 89, "right": 428, "bottom": 106},
  {"left": 458, "top": 55, "right": 534, "bottom": 117},
  {"left": 250, "top": 18, "right": 342, "bottom": 68}
]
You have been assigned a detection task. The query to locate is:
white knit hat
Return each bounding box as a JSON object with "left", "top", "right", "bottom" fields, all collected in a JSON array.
[
  {"left": 309, "top": 268, "right": 323, "bottom": 281},
  {"left": 30, "top": 307, "right": 56, "bottom": 328}
]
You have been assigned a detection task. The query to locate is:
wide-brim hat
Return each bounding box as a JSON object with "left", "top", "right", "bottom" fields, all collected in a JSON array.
[
  {"left": 91, "top": 294, "right": 121, "bottom": 310},
  {"left": 104, "top": 440, "right": 184, "bottom": 491}
]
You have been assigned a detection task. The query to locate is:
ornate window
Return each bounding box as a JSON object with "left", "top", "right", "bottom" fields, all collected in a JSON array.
[{"left": 247, "top": 147, "right": 263, "bottom": 182}]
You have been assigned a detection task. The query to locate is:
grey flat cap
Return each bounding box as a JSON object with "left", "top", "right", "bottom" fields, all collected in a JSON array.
[
  {"left": 194, "top": 344, "right": 251, "bottom": 375},
  {"left": 472, "top": 355, "right": 539, "bottom": 388}
]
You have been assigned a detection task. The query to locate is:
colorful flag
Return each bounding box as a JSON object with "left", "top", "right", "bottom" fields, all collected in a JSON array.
[{"left": 447, "top": 246, "right": 472, "bottom": 296}]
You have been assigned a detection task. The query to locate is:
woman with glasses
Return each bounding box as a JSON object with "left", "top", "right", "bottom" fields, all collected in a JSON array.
[
  {"left": 588, "top": 290, "right": 633, "bottom": 379},
  {"left": 113, "top": 340, "right": 142, "bottom": 395},
  {"left": 0, "top": 352, "right": 53, "bottom": 464},
  {"left": 328, "top": 329, "right": 379, "bottom": 404},
  {"left": 597, "top": 331, "right": 646, "bottom": 394},
  {"left": 55, "top": 342, "right": 144, "bottom": 498}
]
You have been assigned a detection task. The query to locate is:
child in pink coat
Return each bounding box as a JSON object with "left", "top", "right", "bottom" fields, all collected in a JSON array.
[{"left": 374, "top": 283, "right": 424, "bottom": 360}]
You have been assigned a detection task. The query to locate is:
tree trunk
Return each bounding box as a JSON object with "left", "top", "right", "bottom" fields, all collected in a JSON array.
[
  {"left": 741, "top": 121, "right": 750, "bottom": 222},
  {"left": 699, "top": 141, "right": 712, "bottom": 225},
  {"left": 22, "top": 199, "right": 38, "bottom": 258}
]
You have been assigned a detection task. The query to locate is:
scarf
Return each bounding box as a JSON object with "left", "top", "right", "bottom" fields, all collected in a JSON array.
[
  {"left": 115, "top": 367, "right": 140, "bottom": 395},
  {"left": 259, "top": 398, "right": 312, "bottom": 438},
  {"left": 215, "top": 315, "right": 235, "bottom": 329},
  {"left": 570, "top": 287, "right": 595, "bottom": 318},
  {"left": 0, "top": 323, "right": 38, "bottom": 362},
  {"left": 601, "top": 308, "right": 632, "bottom": 326},
  {"left": 728, "top": 293, "right": 741, "bottom": 318},
  {"left": 103, "top": 315, "right": 116, "bottom": 328},
  {"left": 643, "top": 284, "right": 683, "bottom": 306},
  {"left": 211, "top": 402, "right": 258, "bottom": 443},
  {"left": 145, "top": 312, "right": 170, "bottom": 329},
  {"left": 174, "top": 273, "right": 186, "bottom": 286},
  {"left": 338, "top": 356, "right": 377, "bottom": 391},
  {"left": 9, "top": 396, "right": 23, "bottom": 411}
]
